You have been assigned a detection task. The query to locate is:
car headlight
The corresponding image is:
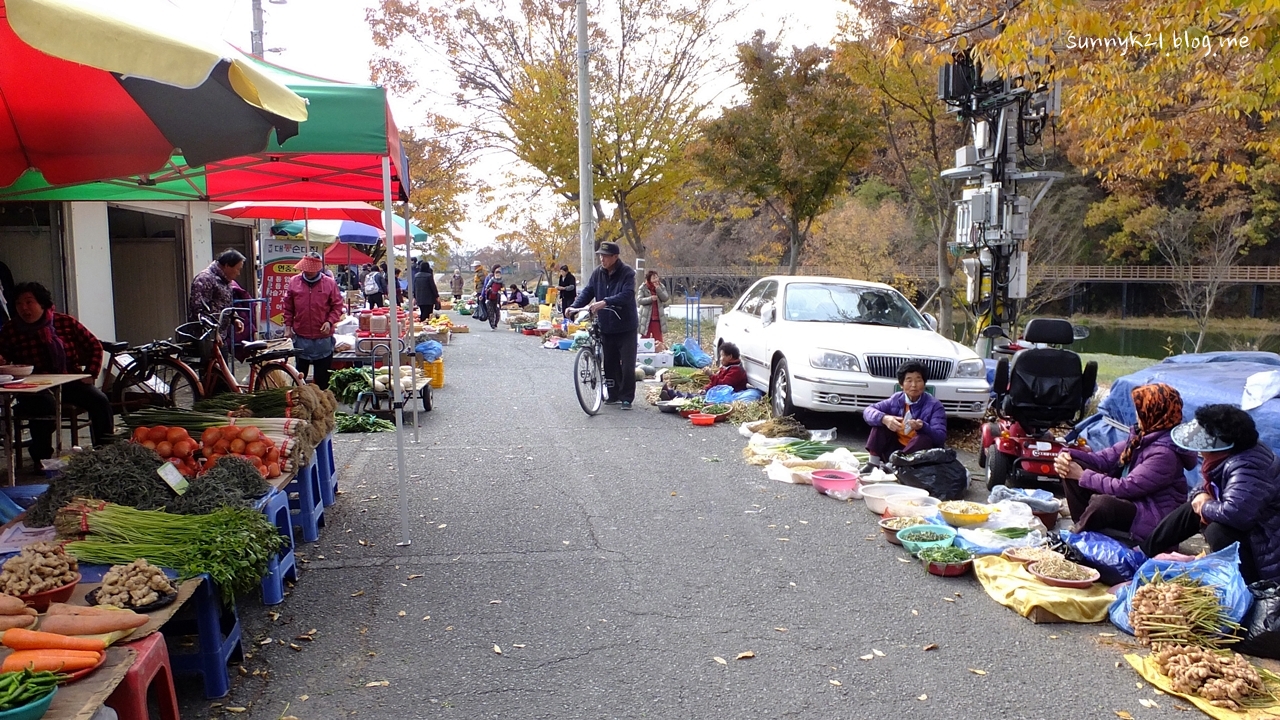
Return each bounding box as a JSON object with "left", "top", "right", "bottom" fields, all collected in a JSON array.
[
  {"left": 953, "top": 358, "right": 986, "bottom": 378},
  {"left": 809, "top": 350, "right": 862, "bottom": 372}
]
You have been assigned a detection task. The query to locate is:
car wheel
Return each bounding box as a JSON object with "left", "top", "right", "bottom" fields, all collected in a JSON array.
[
  {"left": 770, "top": 358, "right": 795, "bottom": 418},
  {"left": 986, "top": 450, "right": 1013, "bottom": 490}
]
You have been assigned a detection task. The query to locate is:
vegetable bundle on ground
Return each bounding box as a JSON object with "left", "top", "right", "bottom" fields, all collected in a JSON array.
[
  {"left": 1130, "top": 572, "right": 1241, "bottom": 648},
  {"left": 1152, "top": 645, "right": 1280, "bottom": 711},
  {"left": 328, "top": 368, "right": 372, "bottom": 404},
  {"left": 63, "top": 502, "right": 285, "bottom": 603},
  {"left": 336, "top": 412, "right": 395, "bottom": 433}
]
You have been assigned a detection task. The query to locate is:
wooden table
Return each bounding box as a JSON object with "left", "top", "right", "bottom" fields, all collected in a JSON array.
[
  {"left": 45, "top": 645, "right": 135, "bottom": 720},
  {"left": 0, "top": 374, "right": 91, "bottom": 485}
]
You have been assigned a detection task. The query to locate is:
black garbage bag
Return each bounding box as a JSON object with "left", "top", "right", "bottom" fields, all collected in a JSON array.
[
  {"left": 888, "top": 448, "right": 969, "bottom": 500},
  {"left": 473, "top": 300, "right": 488, "bottom": 322},
  {"left": 1237, "top": 580, "right": 1280, "bottom": 659}
]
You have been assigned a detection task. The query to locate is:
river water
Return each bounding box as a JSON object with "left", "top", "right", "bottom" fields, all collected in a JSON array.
[{"left": 1070, "top": 324, "right": 1280, "bottom": 359}]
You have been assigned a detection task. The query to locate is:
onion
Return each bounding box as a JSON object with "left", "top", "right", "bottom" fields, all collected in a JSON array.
[
  {"left": 132, "top": 427, "right": 149, "bottom": 443},
  {"left": 147, "top": 426, "right": 169, "bottom": 443},
  {"left": 245, "top": 441, "right": 266, "bottom": 458},
  {"left": 229, "top": 438, "right": 247, "bottom": 454},
  {"left": 239, "top": 427, "right": 261, "bottom": 443},
  {"left": 155, "top": 441, "right": 173, "bottom": 457},
  {"left": 142, "top": 440, "right": 157, "bottom": 451},
  {"left": 166, "top": 427, "right": 188, "bottom": 445},
  {"left": 173, "top": 440, "right": 194, "bottom": 458}
]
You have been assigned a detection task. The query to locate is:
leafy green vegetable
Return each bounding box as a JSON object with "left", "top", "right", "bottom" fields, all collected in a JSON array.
[
  {"left": 336, "top": 412, "right": 395, "bottom": 433},
  {"left": 328, "top": 368, "right": 373, "bottom": 404},
  {"left": 917, "top": 546, "right": 973, "bottom": 563},
  {"left": 992, "top": 527, "right": 1032, "bottom": 539}
]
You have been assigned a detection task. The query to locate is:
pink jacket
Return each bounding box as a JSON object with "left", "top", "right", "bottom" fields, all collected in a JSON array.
[{"left": 283, "top": 274, "right": 343, "bottom": 339}]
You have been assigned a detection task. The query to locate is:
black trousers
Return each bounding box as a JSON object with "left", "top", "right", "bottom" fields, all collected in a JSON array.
[
  {"left": 600, "top": 331, "right": 637, "bottom": 403},
  {"left": 1141, "top": 501, "right": 1260, "bottom": 583},
  {"left": 486, "top": 299, "right": 500, "bottom": 329},
  {"left": 418, "top": 304, "right": 433, "bottom": 321},
  {"left": 1061, "top": 477, "right": 1138, "bottom": 539},
  {"left": 367, "top": 293, "right": 385, "bottom": 308},
  {"left": 16, "top": 382, "right": 113, "bottom": 460},
  {"left": 296, "top": 356, "right": 334, "bottom": 391}
]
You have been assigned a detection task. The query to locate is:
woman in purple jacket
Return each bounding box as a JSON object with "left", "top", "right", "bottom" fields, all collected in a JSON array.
[
  {"left": 1141, "top": 404, "right": 1280, "bottom": 584},
  {"left": 1054, "top": 383, "right": 1195, "bottom": 543},
  {"left": 862, "top": 361, "right": 947, "bottom": 471}
]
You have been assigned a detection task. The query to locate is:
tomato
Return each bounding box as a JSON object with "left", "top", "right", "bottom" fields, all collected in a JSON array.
[
  {"left": 147, "top": 426, "right": 168, "bottom": 443},
  {"left": 155, "top": 441, "right": 173, "bottom": 457},
  {"left": 229, "top": 438, "right": 246, "bottom": 454},
  {"left": 173, "top": 440, "right": 194, "bottom": 458},
  {"left": 131, "top": 427, "right": 149, "bottom": 443},
  {"left": 239, "top": 427, "right": 261, "bottom": 443}
]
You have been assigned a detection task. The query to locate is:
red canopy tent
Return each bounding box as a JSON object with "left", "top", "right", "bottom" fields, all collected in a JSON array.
[{"left": 323, "top": 243, "right": 374, "bottom": 266}]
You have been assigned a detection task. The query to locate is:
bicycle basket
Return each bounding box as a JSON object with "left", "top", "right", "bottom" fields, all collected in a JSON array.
[{"left": 174, "top": 321, "right": 215, "bottom": 358}]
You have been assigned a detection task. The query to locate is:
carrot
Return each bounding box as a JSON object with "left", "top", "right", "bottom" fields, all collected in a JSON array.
[
  {"left": 2, "top": 650, "right": 101, "bottom": 673},
  {"left": 39, "top": 612, "right": 147, "bottom": 635},
  {"left": 3, "top": 628, "right": 106, "bottom": 651},
  {"left": 0, "top": 616, "right": 36, "bottom": 631}
]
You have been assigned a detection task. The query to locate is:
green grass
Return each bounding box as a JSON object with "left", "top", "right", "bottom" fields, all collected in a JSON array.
[{"left": 1080, "top": 352, "right": 1159, "bottom": 386}]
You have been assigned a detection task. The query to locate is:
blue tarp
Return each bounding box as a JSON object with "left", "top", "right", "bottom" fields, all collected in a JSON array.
[{"left": 1073, "top": 352, "right": 1280, "bottom": 489}]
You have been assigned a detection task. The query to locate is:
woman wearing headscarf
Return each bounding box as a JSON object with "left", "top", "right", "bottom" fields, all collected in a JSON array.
[
  {"left": 283, "top": 254, "right": 343, "bottom": 390},
  {"left": 1054, "top": 383, "right": 1197, "bottom": 543},
  {"left": 1140, "top": 404, "right": 1280, "bottom": 583}
]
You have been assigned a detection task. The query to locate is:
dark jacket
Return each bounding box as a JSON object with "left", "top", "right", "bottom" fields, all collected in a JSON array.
[
  {"left": 1068, "top": 430, "right": 1196, "bottom": 542},
  {"left": 863, "top": 392, "right": 947, "bottom": 448},
  {"left": 1200, "top": 443, "right": 1280, "bottom": 582},
  {"left": 413, "top": 266, "right": 440, "bottom": 308},
  {"left": 572, "top": 262, "right": 638, "bottom": 334},
  {"left": 558, "top": 271, "right": 577, "bottom": 300}
]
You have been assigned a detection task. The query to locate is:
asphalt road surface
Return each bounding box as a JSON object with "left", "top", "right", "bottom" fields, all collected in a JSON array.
[{"left": 177, "top": 317, "right": 1190, "bottom": 720}]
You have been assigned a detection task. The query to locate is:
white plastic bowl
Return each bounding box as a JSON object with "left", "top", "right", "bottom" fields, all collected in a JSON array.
[
  {"left": 885, "top": 495, "right": 941, "bottom": 518},
  {"left": 861, "top": 484, "right": 928, "bottom": 514},
  {"left": 0, "top": 365, "right": 33, "bottom": 378}
]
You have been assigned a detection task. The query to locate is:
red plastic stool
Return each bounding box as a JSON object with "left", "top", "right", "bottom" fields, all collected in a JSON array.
[{"left": 105, "top": 633, "right": 180, "bottom": 720}]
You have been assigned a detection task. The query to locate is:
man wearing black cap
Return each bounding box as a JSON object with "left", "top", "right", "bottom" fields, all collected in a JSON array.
[{"left": 567, "top": 242, "right": 639, "bottom": 409}]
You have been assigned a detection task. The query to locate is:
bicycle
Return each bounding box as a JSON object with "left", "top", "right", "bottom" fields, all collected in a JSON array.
[
  {"left": 110, "top": 307, "right": 302, "bottom": 415},
  {"left": 567, "top": 307, "right": 619, "bottom": 416}
]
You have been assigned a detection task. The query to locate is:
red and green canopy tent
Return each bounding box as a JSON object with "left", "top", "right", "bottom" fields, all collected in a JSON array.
[{"left": 0, "top": 54, "right": 408, "bottom": 202}]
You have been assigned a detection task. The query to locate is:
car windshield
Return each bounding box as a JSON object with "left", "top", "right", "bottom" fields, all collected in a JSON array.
[{"left": 782, "top": 283, "right": 927, "bottom": 329}]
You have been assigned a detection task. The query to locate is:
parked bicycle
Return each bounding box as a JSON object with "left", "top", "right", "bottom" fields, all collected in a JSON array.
[
  {"left": 109, "top": 307, "right": 302, "bottom": 415},
  {"left": 566, "top": 307, "right": 619, "bottom": 416}
]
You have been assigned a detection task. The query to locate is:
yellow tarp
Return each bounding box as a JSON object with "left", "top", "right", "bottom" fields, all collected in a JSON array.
[
  {"left": 1125, "top": 654, "right": 1280, "bottom": 719},
  {"left": 973, "top": 555, "right": 1114, "bottom": 623}
]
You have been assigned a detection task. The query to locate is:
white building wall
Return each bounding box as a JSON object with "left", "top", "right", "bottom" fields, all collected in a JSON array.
[
  {"left": 64, "top": 202, "right": 115, "bottom": 341},
  {"left": 188, "top": 202, "right": 213, "bottom": 277}
]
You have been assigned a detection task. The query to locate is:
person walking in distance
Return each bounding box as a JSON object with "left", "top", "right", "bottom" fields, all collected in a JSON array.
[
  {"left": 414, "top": 260, "right": 441, "bottom": 321},
  {"left": 567, "top": 242, "right": 639, "bottom": 409},
  {"left": 449, "top": 269, "right": 464, "bottom": 300},
  {"left": 481, "top": 266, "right": 505, "bottom": 330}
]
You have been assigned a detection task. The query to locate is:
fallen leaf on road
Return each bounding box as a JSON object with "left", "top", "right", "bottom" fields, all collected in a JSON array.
[
  {"left": 968, "top": 668, "right": 987, "bottom": 676},
  {"left": 923, "top": 644, "right": 938, "bottom": 651},
  {"left": 713, "top": 657, "right": 727, "bottom": 665},
  {"left": 799, "top": 520, "right": 808, "bottom": 524},
  {"left": 351, "top": 591, "right": 365, "bottom": 597},
  {"left": 437, "top": 524, "right": 447, "bottom": 529},
  {"left": 358, "top": 540, "right": 368, "bottom": 546},
  {"left": 422, "top": 616, "right": 431, "bottom": 621},
  {"left": 829, "top": 680, "right": 842, "bottom": 686},
  {"left": 299, "top": 695, "right": 308, "bottom": 701},
  {"left": 670, "top": 492, "right": 677, "bottom": 496},
  {"left": 289, "top": 643, "right": 301, "bottom": 651},
  {"left": 1114, "top": 712, "right": 1133, "bottom": 720},
  {"left": 268, "top": 612, "right": 280, "bottom": 621},
  {"left": 897, "top": 558, "right": 911, "bottom": 563},
  {"left": 1099, "top": 632, "right": 1117, "bottom": 637},
  {"left": 489, "top": 600, "right": 502, "bottom": 605},
  {"left": 944, "top": 598, "right": 956, "bottom": 603},
  {"left": 1152, "top": 689, "right": 1165, "bottom": 695},
  {"left": 493, "top": 645, "right": 503, "bottom": 655},
  {"left": 774, "top": 627, "right": 787, "bottom": 632},
  {"left": 736, "top": 651, "right": 755, "bottom": 660},
  {"left": 407, "top": 574, "right": 423, "bottom": 580},
  {"left": 1048, "top": 635, "right": 1059, "bottom": 640},
  {"left": 1139, "top": 699, "right": 1158, "bottom": 709},
  {"left": 954, "top": 592, "right": 962, "bottom": 597},
  {"left": 777, "top": 538, "right": 789, "bottom": 542},
  {"left": 872, "top": 649, "right": 885, "bottom": 657},
  {"left": 398, "top": 611, "right": 406, "bottom": 617},
  {"left": 513, "top": 644, "right": 526, "bottom": 648},
  {"left": 258, "top": 638, "right": 272, "bottom": 646},
  {"left": 226, "top": 707, "right": 247, "bottom": 714},
  {"left": 365, "top": 681, "right": 390, "bottom": 687},
  {"left": 918, "top": 694, "right": 928, "bottom": 701},
  {"left": 859, "top": 654, "right": 874, "bottom": 661},
  {"left": 911, "top": 610, "right": 919, "bottom": 616},
  {"left": 1173, "top": 704, "right": 1191, "bottom": 711}
]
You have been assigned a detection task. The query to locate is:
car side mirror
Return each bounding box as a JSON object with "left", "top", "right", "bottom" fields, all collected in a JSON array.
[
  {"left": 1072, "top": 325, "right": 1090, "bottom": 341},
  {"left": 761, "top": 301, "right": 776, "bottom": 326},
  {"left": 981, "top": 325, "right": 1008, "bottom": 339},
  {"left": 922, "top": 312, "right": 938, "bottom": 331}
]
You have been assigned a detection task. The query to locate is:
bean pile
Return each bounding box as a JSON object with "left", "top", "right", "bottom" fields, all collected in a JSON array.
[{"left": 1030, "top": 557, "right": 1095, "bottom": 581}]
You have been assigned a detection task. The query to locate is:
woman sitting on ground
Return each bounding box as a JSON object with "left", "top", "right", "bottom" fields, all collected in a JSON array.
[
  {"left": 862, "top": 361, "right": 947, "bottom": 471},
  {"left": 1140, "top": 404, "right": 1280, "bottom": 583},
  {"left": 659, "top": 342, "right": 748, "bottom": 400},
  {"left": 1054, "top": 383, "right": 1195, "bottom": 543}
]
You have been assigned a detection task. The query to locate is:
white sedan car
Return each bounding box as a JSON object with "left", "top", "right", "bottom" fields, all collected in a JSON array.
[{"left": 714, "top": 276, "right": 990, "bottom": 419}]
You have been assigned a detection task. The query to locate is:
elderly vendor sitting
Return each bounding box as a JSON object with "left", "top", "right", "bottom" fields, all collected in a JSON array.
[
  {"left": 0, "top": 282, "right": 113, "bottom": 464},
  {"left": 861, "top": 361, "right": 946, "bottom": 472}
]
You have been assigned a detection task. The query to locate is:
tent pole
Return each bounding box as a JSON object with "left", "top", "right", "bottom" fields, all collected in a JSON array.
[
  {"left": 303, "top": 208, "right": 311, "bottom": 255},
  {"left": 402, "top": 204, "right": 420, "bottom": 443},
  {"left": 383, "top": 156, "right": 412, "bottom": 547}
]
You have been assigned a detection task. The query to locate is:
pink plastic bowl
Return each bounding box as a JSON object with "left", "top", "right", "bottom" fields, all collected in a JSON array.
[{"left": 811, "top": 469, "right": 859, "bottom": 495}]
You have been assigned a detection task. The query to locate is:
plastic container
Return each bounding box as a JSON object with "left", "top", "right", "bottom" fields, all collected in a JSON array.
[
  {"left": 861, "top": 484, "right": 928, "bottom": 515},
  {"left": 1027, "top": 560, "right": 1101, "bottom": 589},
  {"left": 358, "top": 310, "right": 372, "bottom": 333},
  {"left": 810, "top": 470, "right": 858, "bottom": 496},
  {"left": 925, "top": 558, "right": 973, "bottom": 577},
  {"left": 885, "top": 496, "right": 941, "bottom": 518},
  {"left": 938, "top": 501, "right": 994, "bottom": 527},
  {"left": 895, "top": 525, "right": 957, "bottom": 555},
  {"left": 689, "top": 413, "right": 716, "bottom": 426},
  {"left": 0, "top": 686, "right": 56, "bottom": 720},
  {"left": 369, "top": 310, "right": 390, "bottom": 336},
  {"left": 879, "top": 516, "right": 927, "bottom": 545}
]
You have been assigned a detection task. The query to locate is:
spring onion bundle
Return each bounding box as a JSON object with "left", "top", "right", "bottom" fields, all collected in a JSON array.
[
  {"left": 64, "top": 502, "right": 285, "bottom": 603},
  {"left": 777, "top": 440, "right": 839, "bottom": 460}
]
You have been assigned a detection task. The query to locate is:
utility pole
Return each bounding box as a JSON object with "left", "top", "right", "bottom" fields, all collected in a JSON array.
[
  {"left": 575, "top": 0, "right": 595, "bottom": 273},
  {"left": 939, "top": 50, "right": 1061, "bottom": 357},
  {"left": 250, "top": 0, "right": 264, "bottom": 58}
]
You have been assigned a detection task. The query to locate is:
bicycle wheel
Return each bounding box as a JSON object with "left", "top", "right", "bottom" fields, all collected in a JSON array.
[
  {"left": 112, "top": 358, "right": 200, "bottom": 415},
  {"left": 253, "top": 362, "right": 303, "bottom": 391},
  {"left": 574, "top": 346, "right": 603, "bottom": 416}
]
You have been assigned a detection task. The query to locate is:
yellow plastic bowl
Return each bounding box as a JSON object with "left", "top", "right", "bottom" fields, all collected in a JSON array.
[{"left": 939, "top": 504, "right": 992, "bottom": 527}]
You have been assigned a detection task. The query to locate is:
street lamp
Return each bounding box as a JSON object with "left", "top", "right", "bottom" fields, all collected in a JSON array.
[{"left": 250, "top": 0, "right": 288, "bottom": 58}]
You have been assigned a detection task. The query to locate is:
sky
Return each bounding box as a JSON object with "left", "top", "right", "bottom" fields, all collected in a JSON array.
[{"left": 174, "top": 0, "right": 854, "bottom": 250}]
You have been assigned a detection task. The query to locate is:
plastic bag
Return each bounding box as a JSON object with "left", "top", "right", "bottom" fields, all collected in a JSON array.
[
  {"left": 1108, "top": 543, "right": 1254, "bottom": 635},
  {"left": 740, "top": 420, "right": 766, "bottom": 438},
  {"left": 810, "top": 428, "right": 837, "bottom": 442},
  {"left": 472, "top": 301, "right": 487, "bottom": 321},
  {"left": 1242, "top": 369, "right": 1280, "bottom": 410},
  {"left": 731, "top": 388, "right": 764, "bottom": 403},
  {"left": 704, "top": 385, "right": 735, "bottom": 404},
  {"left": 1237, "top": 581, "right": 1280, "bottom": 659},
  {"left": 974, "top": 500, "right": 1036, "bottom": 530},
  {"left": 987, "top": 485, "right": 1062, "bottom": 514},
  {"left": 683, "top": 338, "right": 713, "bottom": 368},
  {"left": 889, "top": 448, "right": 969, "bottom": 500},
  {"left": 415, "top": 340, "right": 444, "bottom": 362},
  {"left": 1059, "top": 530, "right": 1147, "bottom": 587},
  {"left": 955, "top": 528, "right": 1047, "bottom": 556}
]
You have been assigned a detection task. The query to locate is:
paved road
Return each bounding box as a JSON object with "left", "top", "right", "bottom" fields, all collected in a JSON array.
[{"left": 178, "top": 319, "right": 1187, "bottom": 720}]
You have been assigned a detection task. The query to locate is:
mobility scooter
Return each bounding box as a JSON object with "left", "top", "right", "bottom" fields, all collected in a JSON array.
[{"left": 980, "top": 318, "right": 1098, "bottom": 490}]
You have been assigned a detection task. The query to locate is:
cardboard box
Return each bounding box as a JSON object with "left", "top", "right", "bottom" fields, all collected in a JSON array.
[
  {"left": 636, "top": 352, "right": 674, "bottom": 368},
  {"left": 637, "top": 337, "right": 657, "bottom": 353}
]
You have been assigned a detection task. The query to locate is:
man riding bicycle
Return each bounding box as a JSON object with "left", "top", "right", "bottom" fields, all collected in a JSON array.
[{"left": 567, "top": 242, "right": 638, "bottom": 409}]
